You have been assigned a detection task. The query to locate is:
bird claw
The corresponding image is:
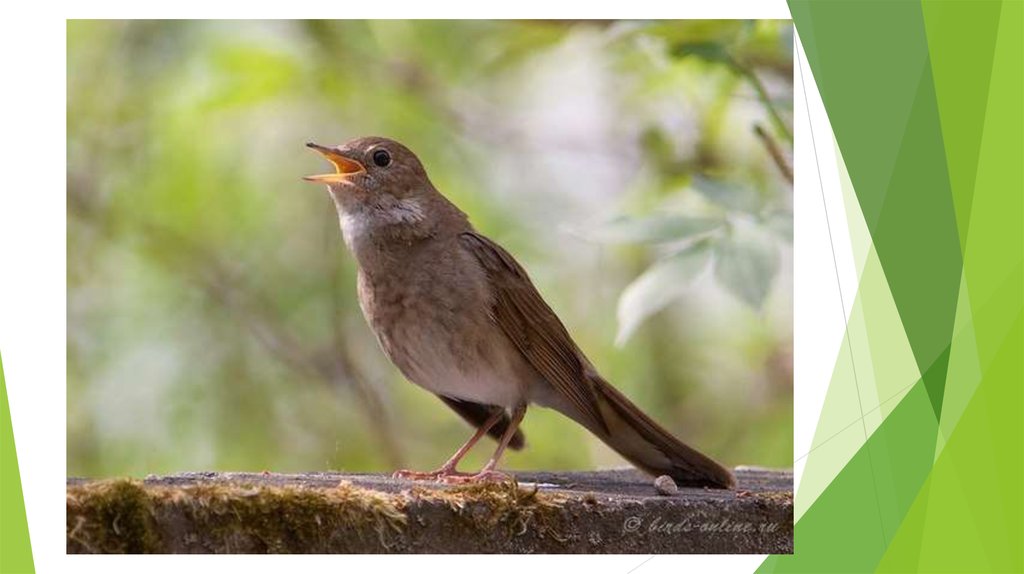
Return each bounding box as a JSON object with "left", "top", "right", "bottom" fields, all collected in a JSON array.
[
  {"left": 440, "top": 470, "right": 513, "bottom": 484},
  {"left": 391, "top": 468, "right": 471, "bottom": 481}
]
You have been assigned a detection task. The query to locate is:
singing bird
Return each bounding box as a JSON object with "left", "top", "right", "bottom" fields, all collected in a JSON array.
[{"left": 304, "top": 137, "right": 735, "bottom": 488}]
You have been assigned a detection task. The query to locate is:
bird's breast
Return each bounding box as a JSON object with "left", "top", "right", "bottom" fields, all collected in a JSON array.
[{"left": 355, "top": 242, "right": 530, "bottom": 408}]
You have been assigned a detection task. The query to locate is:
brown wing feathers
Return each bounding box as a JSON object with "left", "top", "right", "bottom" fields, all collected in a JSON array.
[
  {"left": 458, "top": 231, "right": 734, "bottom": 488},
  {"left": 459, "top": 232, "right": 608, "bottom": 433}
]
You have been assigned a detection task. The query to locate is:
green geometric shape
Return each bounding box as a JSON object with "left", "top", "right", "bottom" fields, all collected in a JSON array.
[
  {"left": 959, "top": 0, "right": 1024, "bottom": 372},
  {"left": 856, "top": 248, "right": 922, "bottom": 429},
  {"left": 922, "top": 0, "right": 1003, "bottom": 253},
  {"left": 937, "top": 274, "right": 982, "bottom": 456},
  {"left": 761, "top": 383, "right": 938, "bottom": 572},
  {"left": 796, "top": 0, "right": 964, "bottom": 419},
  {"left": 917, "top": 3, "right": 1024, "bottom": 570},
  {"left": 876, "top": 474, "right": 935, "bottom": 573},
  {"left": 835, "top": 143, "right": 873, "bottom": 277},
  {"left": 868, "top": 62, "right": 961, "bottom": 420},
  {"left": 786, "top": 0, "right": 1023, "bottom": 570},
  {"left": 0, "top": 352, "right": 34, "bottom": 573},
  {"left": 882, "top": 316, "right": 1023, "bottom": 573},
  {"left": 865, "top": 384, "right": 940, "bottom": 557},
  {"left": 920, "top": 344, "right": 950, "bottom": 421},
  {"left": 791, "top": 0, "right": 931, "bottom": 230},
  {"left": 793, "top": 319, "right": 868, "bottom": 521},
  {"left": 775, "top": 0, "right": 1020, "bottom": 570},
  {"left": 836, "top": 145, "right": 922, "bottom": 429},
  {"left": 793, "top": 239, "right": 923, "bottom": 522}
]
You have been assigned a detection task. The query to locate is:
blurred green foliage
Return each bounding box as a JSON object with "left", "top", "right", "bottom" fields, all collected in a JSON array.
[{"left": 68, "top": 20, "right": 793, "bottom": 477}]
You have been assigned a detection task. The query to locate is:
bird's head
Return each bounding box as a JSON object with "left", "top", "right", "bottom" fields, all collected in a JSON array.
[
  {"left": 304, "top": 136, "right": 430, "bottom": 199},
  {"left": 304, "top": 136, "right": 462, "bottom": 249}
]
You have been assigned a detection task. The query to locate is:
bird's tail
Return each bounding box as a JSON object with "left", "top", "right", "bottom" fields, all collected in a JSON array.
[{"left": 579, "top": 375, "right": 736, "bottom": 489}]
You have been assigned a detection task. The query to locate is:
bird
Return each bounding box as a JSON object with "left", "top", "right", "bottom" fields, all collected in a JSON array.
[{"left": 303, "top": 136, "right": 735, "bottom": 489}]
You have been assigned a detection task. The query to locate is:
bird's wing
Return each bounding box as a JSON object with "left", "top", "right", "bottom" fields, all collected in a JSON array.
[
  {"left": 438, "top": 395, "right": 525, "bottom": 450},
  {"left": 459, "top": 232, "right": 608, "bottom": 432}
]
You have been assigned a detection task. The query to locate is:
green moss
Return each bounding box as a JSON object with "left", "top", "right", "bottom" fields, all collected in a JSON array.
[
  {"left": 68, "top": 479, "right": 407, "bottom": 553},
  {"left": 412, "top": 479, "right": 570, "bottom": 542},
  {"left": 167, "top": 481, "right": 407, "bottom": 552},
  {"left": 67, "top": 480, "right": 161, "bottom": 553},
  {"left": 67, "top": 477, "right": 572, "bottom": 553}
]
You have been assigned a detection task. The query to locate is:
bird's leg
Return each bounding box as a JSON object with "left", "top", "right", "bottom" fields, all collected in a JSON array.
[
  {"left": 392, "top": 408, "right": 505, "bottom": 481},
  {"left": 444, "top": 404, "right": 527, "bottom": 483}
]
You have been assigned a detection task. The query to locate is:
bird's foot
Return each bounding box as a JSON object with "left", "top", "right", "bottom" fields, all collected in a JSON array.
[
  {"left": 391, "top": 467, "right": 471, "bottom": 481},
  {"left": 440, "top": 469, "right": 513, "bottom": 484}
]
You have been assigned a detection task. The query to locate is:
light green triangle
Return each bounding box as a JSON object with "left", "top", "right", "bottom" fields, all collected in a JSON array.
[
  {"left": 836, "top": 142, "right": 873, "bottom": 278},
  {"left": 795, "top": 330, "right": 865, "bottom": 521},
  {"left": 795, "top": 245, "right": 920, "bottom": 521},
  {"left": 935, "top": 272, "right": 981, "bottom": 460},
  {"left": 859, "top": 251, "right": 922, "bottom": 426},
  {"left": 837, "top": 143, "right": 921, "bottom": 425},
  {"left": 0, "top": 352, "right": 34, "bottom": 573}
]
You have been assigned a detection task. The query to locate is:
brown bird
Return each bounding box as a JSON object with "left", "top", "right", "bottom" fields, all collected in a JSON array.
[{"left": 303, "top": 136, "right": 735, "bottom": 489}]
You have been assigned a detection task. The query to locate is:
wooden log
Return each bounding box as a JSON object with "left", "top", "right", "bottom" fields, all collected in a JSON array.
[{"left": 67, "top": 468, "right": 792, "bottom": 554}]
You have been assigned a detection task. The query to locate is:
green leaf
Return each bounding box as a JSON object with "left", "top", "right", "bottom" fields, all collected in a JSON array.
[
  {"left": 713, "top": 227, "right": 780, "bottom": 308},
  {"left": 585, "top": 213, "right": 722, "bottom": 245},
  {"left": 764, "top": 209, "right": 794, "bottom": 242},
  {"left": 670, "top": 41, "right": 732, "bottom": 65},
  {"left": 615, "top": 241, "right": 712, "bottom": 346},
  {"left": 691, "top": 176, "right": 764, "bottom": 213},
  {"left": 642, "top": 20, "right": 746, "bottom": 47}
]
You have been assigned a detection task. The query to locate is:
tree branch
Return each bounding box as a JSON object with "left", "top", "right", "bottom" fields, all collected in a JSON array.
[{"left": 753, "top": 123, "right": 794, "bottom": 185}]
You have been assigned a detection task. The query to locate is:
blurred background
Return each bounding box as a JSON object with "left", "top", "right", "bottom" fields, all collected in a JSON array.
[{"left": 67, "top": 20, "right": 793, "bottom": 477}]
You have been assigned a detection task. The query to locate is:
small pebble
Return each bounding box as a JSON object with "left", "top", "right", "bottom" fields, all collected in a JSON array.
[{"left": 654, "top": 475, "right": 678, "bottom": 496}]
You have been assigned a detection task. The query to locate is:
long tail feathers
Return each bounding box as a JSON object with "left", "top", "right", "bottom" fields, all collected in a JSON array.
[{"left": 586, "top": 376, "right": 736, "bottom": 489}]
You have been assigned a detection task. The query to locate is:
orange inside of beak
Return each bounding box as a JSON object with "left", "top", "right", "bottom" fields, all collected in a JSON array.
[{"left": 303, "top": 143, "right": 366, "bottom": 183}]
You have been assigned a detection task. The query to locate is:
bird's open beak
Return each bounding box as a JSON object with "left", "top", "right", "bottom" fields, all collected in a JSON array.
[{"left": 303, "top": 142, "right": 366, "bottom": 183}]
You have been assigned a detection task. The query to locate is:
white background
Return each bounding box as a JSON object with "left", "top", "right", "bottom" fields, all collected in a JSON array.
[{"left": 0, "top": 2, "right": 857, "bottom": 572}]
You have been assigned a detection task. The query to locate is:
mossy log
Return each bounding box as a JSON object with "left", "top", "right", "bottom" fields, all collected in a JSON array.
[{"left": 67, "top": 468, "right": 792, "bottom": 554}]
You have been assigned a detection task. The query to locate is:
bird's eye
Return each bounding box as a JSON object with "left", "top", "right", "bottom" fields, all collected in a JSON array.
[{"left": 372, "top": 149, "right": 391, "bottom": 168}]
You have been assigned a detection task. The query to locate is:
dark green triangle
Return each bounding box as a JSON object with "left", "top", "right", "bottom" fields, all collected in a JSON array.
[
  {"left": 870, "top": 62, "right": 961, "bottom": 393},
  {"left": 922, "top": 344, "right": 951, "bottom": 420},
  {"left": 779, "top": 0, "right": 969, "bottom": 569},
  {"left": 779, "top": 0, "right": 1023, "bottom": 570},
  {"left": 794, "top": 0, "right": 963, "bottom": 389}
]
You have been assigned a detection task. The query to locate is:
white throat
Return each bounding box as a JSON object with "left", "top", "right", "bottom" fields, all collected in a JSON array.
[{"left": 338, "top": 197, "right": 427, "bottom": 249}]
